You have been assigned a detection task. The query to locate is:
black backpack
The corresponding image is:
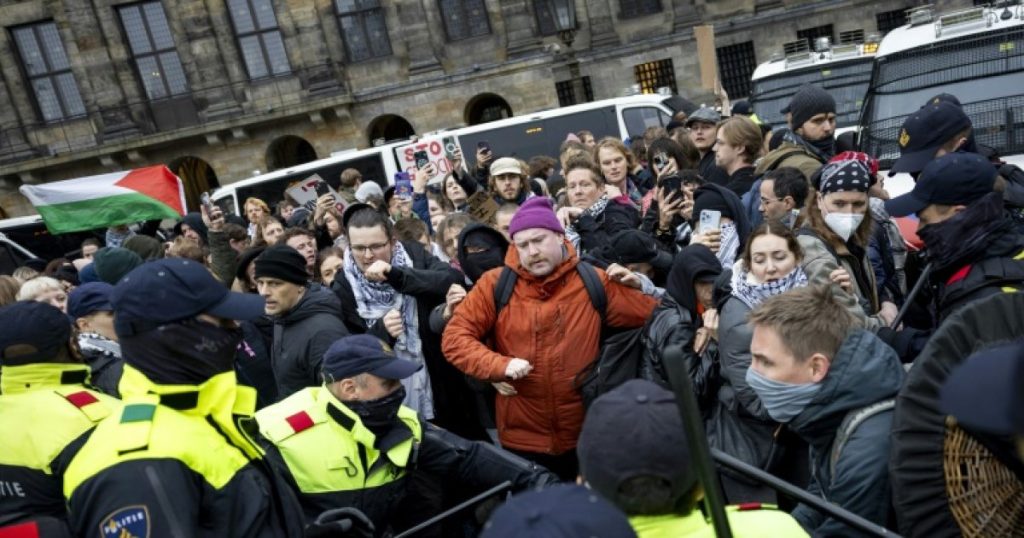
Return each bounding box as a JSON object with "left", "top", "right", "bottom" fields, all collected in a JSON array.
[{"left": 493, "top": 261, "right": 645, "bottom": 408}]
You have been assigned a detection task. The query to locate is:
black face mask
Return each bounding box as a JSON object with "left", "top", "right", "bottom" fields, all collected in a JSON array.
[
  {"left": 346, "top": 386, "right": 406, "bottom": 438},
  {"left": 918, "top": 192, "right": 1011, "bottom": 272},
  {"left": 121, "top": 318, "right": 241, "bottom": 385},
  {"left": 462, "top": 249, "right": 505, "bottom": 283}
]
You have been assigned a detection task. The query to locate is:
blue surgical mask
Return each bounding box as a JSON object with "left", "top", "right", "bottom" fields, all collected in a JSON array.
[{"left": 745, "top": 366, "right": 821, "bottom": 423}]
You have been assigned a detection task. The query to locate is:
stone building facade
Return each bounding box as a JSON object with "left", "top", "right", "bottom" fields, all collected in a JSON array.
[{"left": 0, "top": 0, "right": 966, "bottom": 217}]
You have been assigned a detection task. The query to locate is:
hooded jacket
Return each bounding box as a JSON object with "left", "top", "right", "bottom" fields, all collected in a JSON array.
[
  {"left": 174, "top": 213, "right": 209, "bottom": 245},
  {"left": 641, "top": 245, "right": 721, "bottom": 399},
  {"left": 442, "top": 239, "right": 657, "bottom": 454},
  {"left": 272, "top": 284, "right": 349, "bottom": 399},
  {"left": 573, "top": 197, "right": 641, "bottom": 257},
  {"left": 797, "top": 224, "right": 884, "bottom": 330},
  {"left": 788, "top": 330, "right": 904, "bottom": 536}
]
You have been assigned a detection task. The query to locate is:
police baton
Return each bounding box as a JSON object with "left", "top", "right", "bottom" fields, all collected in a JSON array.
[
  {"left": 710, "top": 449, "right": 901, "bottom": 538},
  {"left": 392, "top": 481, "right": 513, "bottom": 538},
  {"left": 890, "top": 262, "right": 932, "bottom": 329},
  {"left": 663, "top": 344, "right": 733, "bottom": 538}
]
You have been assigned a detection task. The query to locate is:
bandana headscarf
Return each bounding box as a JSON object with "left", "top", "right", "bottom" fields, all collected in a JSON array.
[{"left": 818, "top": 153, "right": 875, "bottom": 194}]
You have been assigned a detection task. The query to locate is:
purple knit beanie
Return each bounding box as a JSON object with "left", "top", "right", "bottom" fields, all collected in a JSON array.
[{"left": 508, "top": 197, "right": 564, "bottom": 239}]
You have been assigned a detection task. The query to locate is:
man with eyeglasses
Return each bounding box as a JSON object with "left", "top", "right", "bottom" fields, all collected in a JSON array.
[
  {"left": 255, "top": 244, "right": 348, "bottom": 400},
  {"left": 758, "top": 167, "right": 809, "bottom": 229}
]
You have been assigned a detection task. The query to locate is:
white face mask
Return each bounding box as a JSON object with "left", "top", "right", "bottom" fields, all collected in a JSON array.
[{"left": 824, "top": 212, "right": 864, "bottom": 242}]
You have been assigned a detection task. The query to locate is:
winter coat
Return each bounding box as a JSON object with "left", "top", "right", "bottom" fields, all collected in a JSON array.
[
  {"left": 754, "top": 142, "right": 825, "bottom": 182},
  {"left": 639, "top": 296, "right": 716, "bottom": 409},
  {"left": 236, "top": 317, "right": 278, "bottom": 408},
  {"left": 698, "top": 151, "right": 731, "bottom": 186},
  {"left": 271, "top": 284, "right": 349, "bottom": 399},
  {"left": 442, "top": 240, "right": 657, "bottom": 455},
  {"left": 789, "top": 330, "right": 904, "bottom": 537},
  {"left": 724, "top": 166, "right": 758, "bottom": 198},
  {"left": 76, "top": 333, "right": 123, "bottom": 398},
  {"left": 574, "top": 198, "right": 641, "bottom": 256},
  {"left": 797, "top": 227, "right": 885, "bottom": 330},
  {"left": 330, "top": 241, "right": 482, "bottom": 439}
]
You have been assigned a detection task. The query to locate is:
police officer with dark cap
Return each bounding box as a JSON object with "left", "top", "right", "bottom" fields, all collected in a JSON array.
[
  {"left": 885, "top": 152, "right": 1024, "bottom": 322},
  {"left": 67, "top": 282, "right": 123, "bottom": 397},
  {"left": 482, "top": 484, "right": 637, "bottom": 538},
  {"left": 576, "top": 379, "right": 807, "bottom": 537},
  {"left": 0, "top": 301, "right": 120, "bottom": 538},
  {"left": 62, "top": 258, "right": 305, "bottom": 537},
  {"left": 256, "top": 333, "right": 558, "bottom": 537}
]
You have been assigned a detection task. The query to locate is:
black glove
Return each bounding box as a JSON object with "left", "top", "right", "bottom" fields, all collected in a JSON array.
[{"left": 305, "top": 507, "right": 376, "bottom": 538}]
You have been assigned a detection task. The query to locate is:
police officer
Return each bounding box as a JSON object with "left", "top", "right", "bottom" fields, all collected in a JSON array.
[
  {"left": 62, "top": 258, "right": 305, "bottom": 537},
  {"left": 576, "top": 379, "right": 809, "bottom": 537},
  {"left": 255, "top": 333, "right": 558, "bottom": 536},
  {"left": 0, "top": 301, "right": 120, "bottom": 537}
]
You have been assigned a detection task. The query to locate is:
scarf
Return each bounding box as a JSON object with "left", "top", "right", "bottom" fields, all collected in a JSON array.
[
  {"left": 730, "top": 261, "right": 809, "bottom": 309},
  {"left": 342, "top": 242, "right": 434, "bottom": 419},
  {"left": 565, "top": 195, "right": 611, "bottom": 253},
  {"left": 781, "top": 130, "right": 833, "bottom": 163},
  {"left": 918, "top": 192, "right": 1015, "bottom": 275},
  {"left": 718, "top": 222, "right": 740, "bottom": 269}
]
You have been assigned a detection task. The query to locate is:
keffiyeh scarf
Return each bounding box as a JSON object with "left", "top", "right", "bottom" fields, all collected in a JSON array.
[
  {"left": 730, "top": 261, "right": 809, "bottom": 309},
  {"left": 565, "top": 195, "right": 610, "bottom": 252}
]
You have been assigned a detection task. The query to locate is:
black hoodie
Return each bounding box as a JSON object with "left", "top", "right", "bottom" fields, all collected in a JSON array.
[
  {"left": 456, "top": 223, "right": 509, "bottom": 284},
  {"left": 271, "top": 283, "right": 348, "bottom": 400}
]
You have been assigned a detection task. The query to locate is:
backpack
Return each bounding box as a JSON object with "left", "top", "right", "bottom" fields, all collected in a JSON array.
[
  {"left": 493, "top": 261, "right": 645, "bottom": 408},
  {"left": 829, "top": 398, "right": 896, "bottom": 479}
]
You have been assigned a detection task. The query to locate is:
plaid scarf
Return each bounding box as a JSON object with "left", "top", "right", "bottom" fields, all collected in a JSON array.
[{"left": 730, "top": 261, "right": 809, "bottom": 309}]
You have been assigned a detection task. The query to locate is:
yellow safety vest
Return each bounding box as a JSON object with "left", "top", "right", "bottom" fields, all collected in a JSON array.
[
  {"left": 0, "top": 363, "right": 117, "bottom": 474},
  {"left": 255, "top": 386, "right": 422, "bottom": 494},
  {"left": 630, "top": 504, "right": 810, "bottom": 538},
  {"left": 63, "top": 367, "right": 263, "bottom": 498}
]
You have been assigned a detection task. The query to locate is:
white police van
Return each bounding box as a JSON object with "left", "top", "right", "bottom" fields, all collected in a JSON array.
[
  {"left": 749, "top": 34, "right": 879, "bottom": 132},
  {"left": 858, "top": 3, "right": 1024, "bottom": 197},
  {"left": 211, "top": 94, "right": 676, "bottom": 215}
]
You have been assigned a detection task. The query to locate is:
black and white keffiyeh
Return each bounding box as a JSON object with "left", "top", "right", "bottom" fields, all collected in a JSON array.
[{"left": 730, "top": 261, "right": 809, "bottom": 309}]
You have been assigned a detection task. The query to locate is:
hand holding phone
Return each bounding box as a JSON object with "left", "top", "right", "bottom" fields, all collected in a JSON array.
[
  {"left": 314, "top": 180, "right": 331, "bottom": 198},
  {"left": 700, "top": 209, "right": 722, "bottom": 234},
  {"left": 413, "top": 150, "right": 430, "bottom": 171}
]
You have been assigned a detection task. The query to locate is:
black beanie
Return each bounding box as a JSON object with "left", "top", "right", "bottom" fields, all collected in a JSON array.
[
  {"left": 254, "top": 245, "right": 309, "bottom": 285},
  {"left": 692, "top": 186, "right": 734, "bottom": 221},
  {"left": 788, "top": 84, "right": 836, "bottom": 132}
]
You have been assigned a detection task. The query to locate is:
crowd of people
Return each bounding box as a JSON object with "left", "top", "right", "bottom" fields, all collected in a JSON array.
[{"left": 2, "top": 82, "right": 1024, "bottom": 538}]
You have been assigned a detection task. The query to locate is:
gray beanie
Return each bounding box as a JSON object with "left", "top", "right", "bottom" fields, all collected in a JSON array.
[{"left": 788, "top": 84, "right": 836, "bottom": 132}]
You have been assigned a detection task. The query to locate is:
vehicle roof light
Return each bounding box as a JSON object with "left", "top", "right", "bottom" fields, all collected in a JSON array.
[
  {"left": 935, "top": 7, "right": 990, "bottom": 38},
  {"left": 908, "top": 5, "right": 934, "bottom": 26}
]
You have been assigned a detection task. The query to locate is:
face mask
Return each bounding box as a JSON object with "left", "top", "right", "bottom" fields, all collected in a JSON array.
[
  {"left": 461, "top": 248, "right": 505, "bottom": 283},
  {"left": 745, "top": 367, "right": 821, "bottom": 423},
  {"left": 346, "top": 386, "right": 406, "bottom": 438},
  {"left": 121, "top": 319, "right": 242, "bottom": 385},
  {"left": 823, "top": 211, "right": 863, "bottom": 242}
]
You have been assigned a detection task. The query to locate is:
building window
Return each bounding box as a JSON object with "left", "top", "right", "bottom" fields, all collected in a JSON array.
[
  {"left": 10, "top": 21, "right": 86, "bottom": 122},
  {"left": 532, "top": 0, "right": 559, "bottom": 36},
  {"left": 227, "top": 0, "right": 291, "bottom": 79},
  {"left": 336, "top": 0, "right": 391, "bottom": 62},
  {"left": 619, "top": 0, "right": 662, "bottom": 19},
  {"left": 633, "top": 58, "right": 676, "bottom": 95},
  {"left": 118, "top": 2, "right": 189, "bottom": 100},
  {"left": 839, "top": 29, "right": 864, "bottom": 44},
  {"left": 797, "top": 24, "right": 834, "bottom": 49},
  {"left": 556, "top": 77, "right": 594, "bottom": 106},
  {"left": 438, "top": 0, "right": 490, "bottom": 42},
  {"left": 717, "top": 41, "right": 756, "bottom": 99},
  {"left": 876, "top": 8, "right": 907, "bottom": 35}
]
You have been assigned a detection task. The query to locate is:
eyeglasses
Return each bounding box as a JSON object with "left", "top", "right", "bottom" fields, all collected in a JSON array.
[
  {"left": 350, "top": 242, "right": 389, "bottom": 254},
  {"left": 760, "top": 197, "right": 784, "bottom": 206}
]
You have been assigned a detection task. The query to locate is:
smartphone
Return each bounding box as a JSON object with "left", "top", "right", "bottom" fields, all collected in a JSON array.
[
  {"left": 395, "top": 178, "right": 414, "bottom": 200},
  {"left": 413, "top": 150, "right": 430, "bottom": 170},
  {"left": 700, "top": 209, "right": 722, "bottom": 234},
  {"left": 200, "top": 192, "right": 214, "bottom": 213},
  {"left": 477, "top": 141, "right": 491, "bottom": 154},
  {"left": 653, "top": 151, "right": 669, "bottom": 172},
  {"left": 442, "top": 136, "right": 457, "bottom": 160},
  {"left": 314, "top": 180, "right": 331, "bottom": 197}
]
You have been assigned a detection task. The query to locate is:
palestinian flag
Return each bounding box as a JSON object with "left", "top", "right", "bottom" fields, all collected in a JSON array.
[{"left": 19, "top": 165, "right": 186, "bottom": 234}]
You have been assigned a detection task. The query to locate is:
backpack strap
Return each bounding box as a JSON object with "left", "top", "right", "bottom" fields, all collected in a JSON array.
[
  {"left": 575, "top": 261, "right": 607, "bottom": 324},
  {"left": 830, "top": 398, "right": 895, "bottom": 479},
  {"left": 493, "top": 267, "right": 518, "bottom": 317}
]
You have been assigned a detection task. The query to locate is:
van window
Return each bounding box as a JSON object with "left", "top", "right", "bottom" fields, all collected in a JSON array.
[
  {"left": 623, "top": 106, "right": 671, "bottom": 138},
  {"left": 233, "top": 154, "right": 387, "bottom": 216},
  {"left": 0, "top": 223, "right": 97, "bottom": 262},
  {"left": 459, "top": 107, "right": 619, "bottom": 168}
]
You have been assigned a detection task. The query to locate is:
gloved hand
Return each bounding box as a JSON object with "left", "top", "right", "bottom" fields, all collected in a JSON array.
[{"left": 305, "top": 507, "right": 376, "bottom": 538}]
